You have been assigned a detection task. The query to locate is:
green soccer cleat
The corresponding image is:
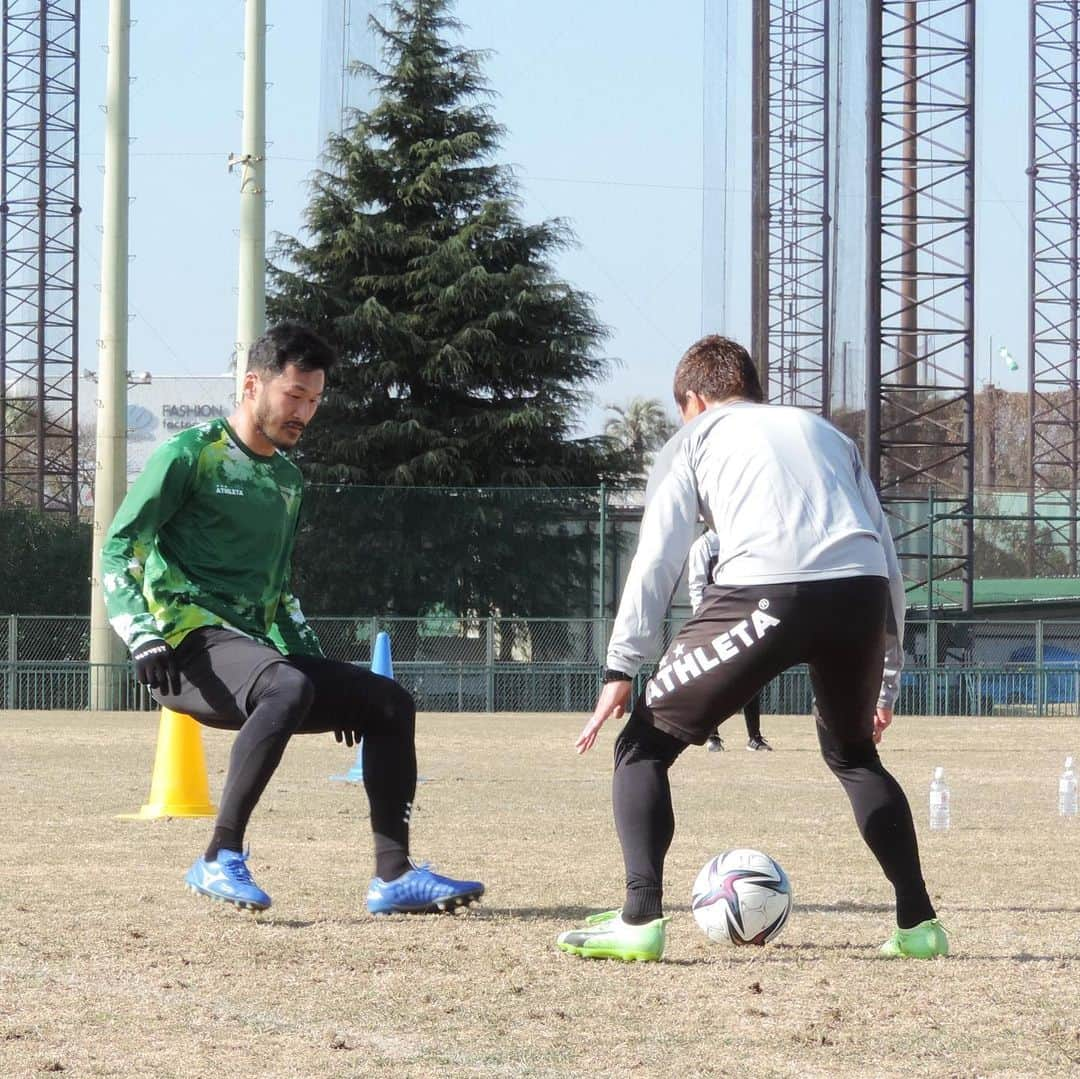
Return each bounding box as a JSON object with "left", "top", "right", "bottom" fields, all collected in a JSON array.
[
  {"left": 879, "top": 918, "right": 950, "bottom": 959},
  {"left": 556, "top": 909, "right": 670, "bottom": 962}
]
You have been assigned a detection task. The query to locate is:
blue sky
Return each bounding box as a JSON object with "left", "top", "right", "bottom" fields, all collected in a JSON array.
[{"left": 76, "top": 1, "right": 1030, "bottom": 436}]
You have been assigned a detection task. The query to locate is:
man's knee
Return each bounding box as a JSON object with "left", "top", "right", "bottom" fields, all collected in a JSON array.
[
  {"left": 614, "top": 712, "right": 687, "bottom": 770},
  {"left": 819, "top": 734, "right": 881, "bottom": 774},
  {"left": 250, "top": 662, "right": 315, "bottom": 730},
  {"left": 367, "top": 679, "right": 416, "bottom": 738}
]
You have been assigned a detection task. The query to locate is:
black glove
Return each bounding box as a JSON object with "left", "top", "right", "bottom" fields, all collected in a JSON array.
[
  {"left": 334, "top": 728, "right": 361, "bottom": 748},
  {"left": 132, "top": 638, "right": 181, "bottom": 695}
]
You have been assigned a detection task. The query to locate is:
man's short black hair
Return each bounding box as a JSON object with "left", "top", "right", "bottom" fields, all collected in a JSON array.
[{"left": 247, "top": 322, "right": 337, "bottom": 376}]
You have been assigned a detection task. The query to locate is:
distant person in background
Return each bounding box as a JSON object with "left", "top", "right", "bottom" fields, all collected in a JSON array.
[
  {"left": 101, "top": 322, "right": 483, "bottom": 916},
  {"left": 688, "top": 530, "right": 772, "bottom": 752}
]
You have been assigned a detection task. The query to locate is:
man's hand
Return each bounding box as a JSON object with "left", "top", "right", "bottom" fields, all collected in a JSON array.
[
  {"left": 334, "top": 728, "right": 360, "bottom": 748},
  {"left": 132, "top": 638, "right": 181, "bottom": 695},
  {"left": 873, "top": 705, "right": 893, "bottom": 745},
  {"left": 576, "top": 680, "right": 632, "bottom": 754}
]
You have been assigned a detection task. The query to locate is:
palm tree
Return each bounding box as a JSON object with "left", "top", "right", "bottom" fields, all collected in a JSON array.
[{"left": 603, "top": 397, "right": 677, "bottom": 476}]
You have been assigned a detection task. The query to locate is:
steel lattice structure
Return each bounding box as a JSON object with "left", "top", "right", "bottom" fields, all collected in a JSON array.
[
  {"left": 1028, "top": 0, "right": 1080, "bottom": 574},
  {"left": 1, "top": 1, "right": 80, "bottom": 513},
  {"left": 751, "top": 0, "right": 831, "bottom": 412},
  {"left": 867, "top": 0, "right": 975, "bottom": 610}
]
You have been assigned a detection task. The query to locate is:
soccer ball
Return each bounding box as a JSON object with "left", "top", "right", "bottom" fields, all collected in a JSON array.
[{"left": 691, "top": 848, "right": 792, "bottom": 946}]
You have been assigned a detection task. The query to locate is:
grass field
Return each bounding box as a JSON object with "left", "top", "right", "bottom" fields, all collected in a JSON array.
[{"left": 1, "top": 710, "right": 1079, "bottom": 1078}]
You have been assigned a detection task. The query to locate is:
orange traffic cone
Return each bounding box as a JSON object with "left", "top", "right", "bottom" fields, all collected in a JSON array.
[{"left": 119, "top": 708, "right": 217, "bottom": 819}]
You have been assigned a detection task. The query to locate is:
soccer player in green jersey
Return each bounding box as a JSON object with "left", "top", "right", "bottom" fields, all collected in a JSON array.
[{"left": 102, "top": 323, "right": 484, "bottom": 914}]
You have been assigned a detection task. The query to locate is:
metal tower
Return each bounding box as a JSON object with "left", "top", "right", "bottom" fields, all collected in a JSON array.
[
  {"left": 0, "top": 0, "right": 80, "bottom": 513},
  {"left": 866, "top": 0, "right": 976, "bottom": 610},
  {"left": 751, "top": 0, "right": 832, "bottom": 412},
  {"left": 1028, "top": 0, "right": 1080, "bottom": 574}
]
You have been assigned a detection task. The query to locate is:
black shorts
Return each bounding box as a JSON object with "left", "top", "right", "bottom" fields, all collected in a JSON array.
[
  {"left": 636, "top": 576, "right": 889, "bottom": 746},
  {"left": 154, "top": 626, "right": 407, "bottom": 735}
]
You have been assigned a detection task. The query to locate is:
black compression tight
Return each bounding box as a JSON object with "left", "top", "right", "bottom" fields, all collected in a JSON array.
[
  {"left": 205, "top": 659, "right": 416, "bottom": 882},
  {"left": 611, "top": 711, "right": 935, "bottom": 930},
  {"left": 743, "top": 695, "right": 762, "bottom": 740},
  {"left": 816, "top": 721, "right": 936, "bottom": 929},
  {"left": 612, "top": 714, "right": 688, "bottom": 923},
  {"left": 208, "top": 662, "right": 313, "bottom": 860}
]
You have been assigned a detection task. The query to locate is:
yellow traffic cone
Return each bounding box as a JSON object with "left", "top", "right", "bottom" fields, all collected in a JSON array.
[{"left": 119, "top": 708, "right": 217, "bottom": 819}]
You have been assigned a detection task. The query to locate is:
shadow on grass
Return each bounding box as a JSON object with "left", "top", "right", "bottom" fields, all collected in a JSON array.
[
  {"left": 795, "top": 902, "right": 894, "bottom": 914},
  {"left": 1010, "top": 952, "right": 1080, "bottom": 962},
  {"left": 478, "top": 906, "right": 599, "bottom": 922},
  {"left": 950, "top": 905, "right": 1080, "bottom": 914},
  {"left": 794, "top": 901, "right": 1080, "bottom": 915}
]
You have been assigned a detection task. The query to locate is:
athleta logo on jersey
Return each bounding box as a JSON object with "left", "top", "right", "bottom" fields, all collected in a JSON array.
[
  {"left": 645, "top": 605, "right": 781, "bottom": 705},
  {"left": 215, "top": 484, "right": 244, "bottom": 497}
]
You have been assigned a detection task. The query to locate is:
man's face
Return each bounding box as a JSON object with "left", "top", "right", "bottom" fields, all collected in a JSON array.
[{"left": 250, "top": 362, "right": 325, "bottom": 450}]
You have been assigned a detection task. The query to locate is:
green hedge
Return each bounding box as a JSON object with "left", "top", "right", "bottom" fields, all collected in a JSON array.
[{"left": 0, "top": 505, "right": 90, "bottom": 613}]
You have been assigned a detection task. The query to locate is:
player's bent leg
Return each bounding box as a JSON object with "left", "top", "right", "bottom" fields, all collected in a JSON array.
[
  {"left": 614, "top": 712, "right": 688, "bottom": 923},
  {"left": 206, "top": 662, "right": 314, "bottom": 860},
  {"left": 814, "top": 718, "right": 940, "bottom": 945},
  {"left": 556, "top": 713, "right": 685, "bottom": 960},
  {"left": 184, "top": 663, "right": 313, "bottom": 912},
  {"left": 152, "top": 631, "right": 317, "bottom": 912},
  {"left": 806, "top": 577, "right": 943, "bottom": 951},
  {"left": 288, "top": 656, "right": 485, "bottom": 912}
]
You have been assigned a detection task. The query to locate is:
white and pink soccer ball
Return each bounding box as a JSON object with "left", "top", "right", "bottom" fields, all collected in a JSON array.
[{"left": 691, "top": 848, "right": 792, "bottom": 946}]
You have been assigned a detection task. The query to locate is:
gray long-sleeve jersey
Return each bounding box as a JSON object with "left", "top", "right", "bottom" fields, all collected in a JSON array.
[
  {"left": 605, "top": 401, "right": 905, "bottom": 708},
  {"left": 687, "top": 531, "right": 720, "bottom": 614}
]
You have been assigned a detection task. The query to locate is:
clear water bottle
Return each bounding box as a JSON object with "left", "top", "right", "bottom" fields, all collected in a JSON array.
[
  {"left": 1060, "top": 756, "right": 1078, "bottom": 818},
  {"left": 929, "top": 766, "right": 950, "bottom": 830}
]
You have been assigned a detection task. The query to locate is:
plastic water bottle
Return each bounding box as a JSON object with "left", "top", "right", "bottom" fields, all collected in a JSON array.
[
  {"left": 929, "top": 766, "right": 950, "bottom": 830},
  {"left": 1060, "top": 756, "right": 1078, "bottom": 818}
]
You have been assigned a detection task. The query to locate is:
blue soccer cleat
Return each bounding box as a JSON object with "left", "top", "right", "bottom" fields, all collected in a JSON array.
[
  {"left": 366, "top": 860, "right": 484, "bottom": 914},
  {"left": 184, "top": 848, "right": 271, "bottom": 912}
]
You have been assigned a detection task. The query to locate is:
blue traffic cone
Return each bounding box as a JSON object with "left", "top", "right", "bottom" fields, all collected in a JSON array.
[
  {"left": 331, "top": 631, "right": 394, "bottom": 784},
  {"left": 371, "top": 630, "right": 394, "bottom": 680}
]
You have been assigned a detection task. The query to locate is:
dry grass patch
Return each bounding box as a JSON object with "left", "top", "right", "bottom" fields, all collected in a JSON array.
[{"left": 1, "top": 710, "right": 1078, "bottom": 1077}]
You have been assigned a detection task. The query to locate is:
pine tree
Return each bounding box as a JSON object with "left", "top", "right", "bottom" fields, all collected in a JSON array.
[{"left": 268, "top": 0, "right": 625, "bottom": 486}]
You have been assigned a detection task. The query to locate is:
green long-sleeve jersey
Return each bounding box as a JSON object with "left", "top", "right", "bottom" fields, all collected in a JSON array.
[{"left": 101, "top": 417, "right": 323, "bottom": 658}]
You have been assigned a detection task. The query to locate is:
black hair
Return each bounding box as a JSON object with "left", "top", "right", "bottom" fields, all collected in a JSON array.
[{"left": 247, "top": 322, "right": 337, "bottom": 376}]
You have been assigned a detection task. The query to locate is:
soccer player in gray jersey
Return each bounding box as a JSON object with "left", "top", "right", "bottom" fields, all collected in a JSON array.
[
  {"left": 556, "top": 335, "right": 947, "bottom": 963},
  {"left": 688, "top": 530, "right": 770, "bottom": 752}
]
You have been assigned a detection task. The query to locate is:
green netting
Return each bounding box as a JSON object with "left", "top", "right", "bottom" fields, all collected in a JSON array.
[{"left": 292, "top": 485, "right": 623, "bottom": 618}]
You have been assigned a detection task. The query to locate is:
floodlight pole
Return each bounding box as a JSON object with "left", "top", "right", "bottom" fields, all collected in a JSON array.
[
  {"left": 233, "top": 0, "right": 267, "bottom": 401},
  {"left": 88, "top": 0, "right": 131, "bottom": 707}
]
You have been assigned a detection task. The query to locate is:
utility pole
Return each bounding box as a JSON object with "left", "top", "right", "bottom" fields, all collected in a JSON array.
[
  {"left": 88, "top": 0, "right": 131, "bottom": 707},
  {"left": 231, "top": 0, "right": 266, "bottom": 401}
]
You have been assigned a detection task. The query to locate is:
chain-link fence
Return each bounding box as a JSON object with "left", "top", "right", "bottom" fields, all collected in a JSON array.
[
  {"left": 0, "top": 661, "right": 155, "bottom": 712},
  {"left": 5, "top": 613, "right": 1080, "bottom": 715}
]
